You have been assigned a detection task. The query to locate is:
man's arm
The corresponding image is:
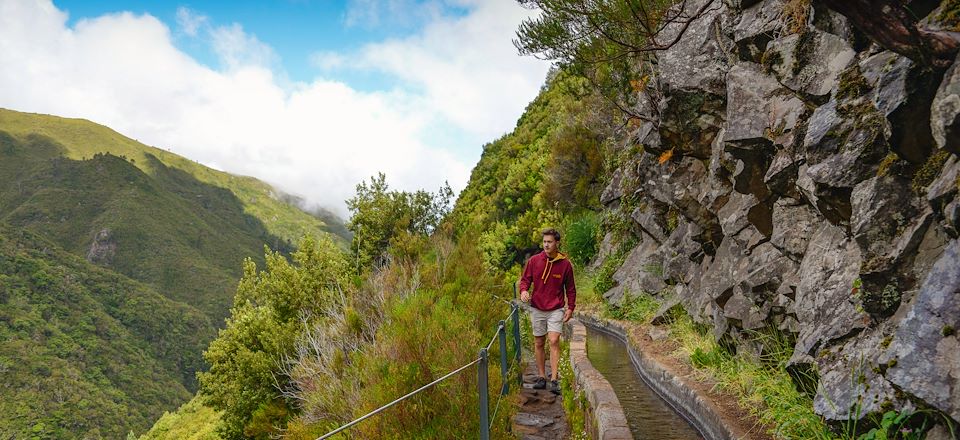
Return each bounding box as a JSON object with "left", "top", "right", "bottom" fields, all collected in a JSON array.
[
  {"left": 518, "top": 259, "right": 533, "bottom": 303},
  {"left": 563, "top": 264, "right": 576, "bottom": 322}
]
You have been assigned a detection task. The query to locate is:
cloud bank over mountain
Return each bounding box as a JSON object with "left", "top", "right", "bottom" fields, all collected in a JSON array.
[{"left": 0, "top": 0, "right": 550, "bottom": 216}]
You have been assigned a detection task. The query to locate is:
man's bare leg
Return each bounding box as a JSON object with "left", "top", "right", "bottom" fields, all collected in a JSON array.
[
  {"left": 535, "top": 335, "right": 547, "bottom": 378},
  {"left": 548, "top": 332, "right": 561, "bottom": 381}
]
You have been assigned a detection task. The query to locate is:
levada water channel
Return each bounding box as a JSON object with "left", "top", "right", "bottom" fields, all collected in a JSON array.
[{"left": 586, "top": 327, "right": 704, "bottom": 439}]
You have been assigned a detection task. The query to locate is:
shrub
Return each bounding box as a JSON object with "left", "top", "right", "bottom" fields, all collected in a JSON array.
[
  {"left": 564, "top": 211, "right": 600, "bottom": 267},
  {"left": 605, "top": 291, "right": 659, "bottom": 322}
]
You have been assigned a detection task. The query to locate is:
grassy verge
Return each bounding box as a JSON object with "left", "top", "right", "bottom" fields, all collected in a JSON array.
[
  {"left": 558, "top": 339, "right": 589, "bottom": 440},
  {"left": 668, "top": 313, "right": 832, "bottom": 439}
]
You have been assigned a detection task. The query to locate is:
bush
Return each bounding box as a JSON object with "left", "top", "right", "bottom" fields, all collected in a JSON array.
[
  {"left": 605, "top": 292, "right": 659, "bottom": 322},
  {"left": 198, "top": 235, "right": 349, "bottom": 440},
  {"left": 564, "top": 212, "right": 600, "bottom": 267},
  {"left": 593, "top": 247, "right": 627, "bottom": 295}
]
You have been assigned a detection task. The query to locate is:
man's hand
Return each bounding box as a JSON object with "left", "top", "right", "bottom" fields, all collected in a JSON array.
[
  {"left": 563, "top": 309, "right": 573, "bottom": 323},
  {"left": 520, "top": 290, "right": 530, "bottom": 303}
]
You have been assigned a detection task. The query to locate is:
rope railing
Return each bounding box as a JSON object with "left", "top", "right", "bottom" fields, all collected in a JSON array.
[
  {"left": 317, "top": 357, "right": 482, "bottom": 440},
  {"left": 314, "top": 297, "right": 525, "bottom": 440}
]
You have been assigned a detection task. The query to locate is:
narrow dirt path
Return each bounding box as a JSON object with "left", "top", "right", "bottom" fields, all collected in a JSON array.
[{"left": 511, "top": 360, "right": 570, "bottom": 439}]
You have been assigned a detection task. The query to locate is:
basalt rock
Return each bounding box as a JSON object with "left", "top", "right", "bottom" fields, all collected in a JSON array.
[
  {"left": 765, "top": 30, "right": 857, "bottom": 98},
  {"left": 850, "top": 174, "right": 935, "bottom": 318},
  {"left": 802, "top": 100, "right": 844, "bottom": 164},
  {"left": 643, "top": 157, "right": 725, "bottom": 256},
  {"left": 770, "top": 198, "right": 819, "bottom": 260},
  {"left": 658, "top": 0, "right": 731, "bottom": 96},
  {"left": 764, "top": 146, "right": 802, "bottom": 197},
  {"left": 717, "top": 191, "right": 761, "bottom": 238},
  {"left": 802, "top": 104, "right": 889, "bottom": 227},
  {"left": 592, "top": 0, "right": 960, "bottom": 433},
  {"left": 695, "top": 227, "right": 796, "bottom": 331},
  {"left": 945, "top": 200, "right": 960, "bottom": 237},
  {"left": 850, "top": 175, "right": 918, "bottom": 259},
  {"left": 631, "top": 200, "right": 670, "bottom": 244},
  {"left": 881, "top": 239, "right": 960, "bottom": 421},
  {"left": 601, "top": 166, "right": 626, "bottom": 206},
  {"left": 657, "top": 89, "right": 726, "bottom": 159},
  {"left": 860, "top": 51, "right": 940, "bottom": 164},
  {"left": 814, "top": 328, "right": 906, "bottom": 423},
  {"left": 732, "top": 0, "right": 784, "bottom": 63},
  {"left": 932, "top": 52, "right": 960, "bottom": 154},
  {"left": 723, "top": 289, "right": 771, "bottom": 331},
  {"left": 725, "top": 62, "right": 806, "bottom": 147},
  {"left": 810, "top": 3, "right": 856, "bottom": 44},
  {"left": 603, "top": 238, "right": 668, "bottom": 306},
  {"left": 655, "top": 0, "right": 729, "bottom": 159},
  {"left": 926, "top": 155, "right": 959, "bottom": 209},
  {"left": 658, "top": 220, "right": 705, "bottom": 283},
  {"left": 592, "top": 232, "right": 617, "bottom": 271},
  {"left": 791, "top": 222, "right": 867, "bottom": 367}
]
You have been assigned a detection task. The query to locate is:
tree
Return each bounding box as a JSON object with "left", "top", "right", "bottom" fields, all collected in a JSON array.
[
  {"left": 514, "top": 0, "right": 716, "bottom": 64},
  {"left": 514, "top": 0, "right": 718, "bottom": 115},
  {"left": 198, "top": 235, "right": 348, "bottom": 440},
  {"left": 821, "top": 0, "right": 959, "bottom": 69},
  {"left": 346, "top": 173, "right": 453, "bottom": 270}
]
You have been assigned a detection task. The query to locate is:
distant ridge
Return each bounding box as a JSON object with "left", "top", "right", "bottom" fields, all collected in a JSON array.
[{"left": 0, "top": 107, "right": 349, "bottom": 246}]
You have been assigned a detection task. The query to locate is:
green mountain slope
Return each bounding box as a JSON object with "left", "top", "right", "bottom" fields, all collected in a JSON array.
[
  {"left": 0, "top": 131, "right": 267, "bottom": 321},
  {"left": 0, "top": 223, "right": 214, "bottom": 439},
  {"left": 0, "top": 109, "right": 347, "bottom": 322},
  {"left": 0, "top": 108, "right": 348, "bottom": 247},
  {"left": 0, "top": 109, "right": 350, "bottom": 438}
]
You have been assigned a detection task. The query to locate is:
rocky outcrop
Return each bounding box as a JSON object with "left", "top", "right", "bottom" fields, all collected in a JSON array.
[
  {"left": 881, "top": 239, "right": 960, "bottom": 422},
  {"left": 594, "top": 0, "right": 960, "bottom": 433},
  {"left": 86, "top": 228, "right": 116, "bottom": 265},
  {"left": 933, "top": 52, "right": 960, "bottom": 154}
]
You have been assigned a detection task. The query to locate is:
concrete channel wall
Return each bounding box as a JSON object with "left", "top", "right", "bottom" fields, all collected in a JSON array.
[
  {"left": 567, "top": 318, "right": 633, "bottom": 439},
  {"left": 576, "top": 315, "right": 737, "bottom": 440}
]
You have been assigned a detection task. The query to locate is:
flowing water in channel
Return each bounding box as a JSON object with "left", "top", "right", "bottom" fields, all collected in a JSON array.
[{"left": 586, "top": 327, "right": 704, "bottom": 440}]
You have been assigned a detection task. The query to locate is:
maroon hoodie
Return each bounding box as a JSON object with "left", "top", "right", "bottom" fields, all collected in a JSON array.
[{"left": 519, "top": 251, "right": 576, "bottom": 312}]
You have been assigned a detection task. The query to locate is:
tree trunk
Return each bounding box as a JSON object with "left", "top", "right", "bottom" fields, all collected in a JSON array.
[{"left": 820, "top": 0, "right": 959, "bottom": 68}]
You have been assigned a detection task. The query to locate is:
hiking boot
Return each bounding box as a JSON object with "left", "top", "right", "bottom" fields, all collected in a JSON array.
[
  {"left": 550, "top": 380, "right": 560, "bottom": 395},
  {"left": 532, "top": 376, "right": 547, "bottom": 389}
]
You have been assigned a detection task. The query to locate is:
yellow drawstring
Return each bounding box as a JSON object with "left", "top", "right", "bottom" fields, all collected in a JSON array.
[{"left": 540, "top": 259, "right": 552, "bottom": 281}]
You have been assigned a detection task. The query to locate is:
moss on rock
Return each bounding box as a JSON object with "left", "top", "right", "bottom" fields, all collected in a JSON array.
[
  {"left": 836, "top": 65, "right": 871, "bottom": 103},
  {"left": 911, "top": 149, "right": 951, "bottom": 193},
  {"left": 938, "top": 0, "right": 960, "bottom": 31},
  {"left": 877, "top": 153, "right": 901, "bottom": 177}
]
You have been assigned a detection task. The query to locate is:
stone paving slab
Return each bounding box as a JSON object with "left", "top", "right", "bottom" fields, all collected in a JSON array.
[{"left": 512, "top": 362, "right": 569, "bottom": 439}]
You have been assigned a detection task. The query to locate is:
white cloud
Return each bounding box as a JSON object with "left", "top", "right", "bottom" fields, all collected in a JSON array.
[
  {"left": 209, "top": 23, "right": 277, "bottom": 70},
  {"left": 175, "top": 6, "right": 207, "bottom": 37},
  {"left": 0, "top": 0, "right": 549, "bottom": 217},
  {"left": 335, "top": 0, "right": 549, "bottom": 141},
  {"left": 309, "top": 51, "right": 346, "bottom": 71},
  {"left": 344, "top": 0, "right": 445, "bottom": 29}
]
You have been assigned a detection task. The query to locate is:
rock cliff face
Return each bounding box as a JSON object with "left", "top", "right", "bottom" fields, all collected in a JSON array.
[{"left": 598, "top": 0, "right": 960, "bottom": 429}]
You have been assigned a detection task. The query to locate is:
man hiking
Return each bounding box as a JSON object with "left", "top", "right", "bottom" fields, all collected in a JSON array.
[{"left": 519, "top": 228, "right": 576, "bottom": 395}]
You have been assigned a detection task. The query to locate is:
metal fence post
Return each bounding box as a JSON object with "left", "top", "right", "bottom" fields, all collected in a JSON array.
[
  {"left": 498, "top": 321, "right": 508, "bottom": 395},
  {"left": 478, "top": 348, "right": 490, "bottom": 440},
  {"left": 511, "top": 303, "right": 522, "bottom": 386},
  {"left": 511, "top": 304, "right": 521, "bottom": 362}
]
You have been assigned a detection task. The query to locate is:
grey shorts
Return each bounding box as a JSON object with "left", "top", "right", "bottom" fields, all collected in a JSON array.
[{"left": 530, "top": 308, "right": 564, "bottom": 337}]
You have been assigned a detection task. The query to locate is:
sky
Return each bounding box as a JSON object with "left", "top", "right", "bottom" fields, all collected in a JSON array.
[{"left": 0, "top": 0, "right": 551, "bottom": 217}]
